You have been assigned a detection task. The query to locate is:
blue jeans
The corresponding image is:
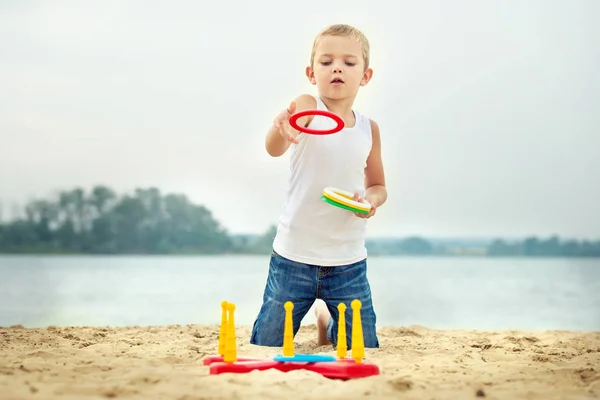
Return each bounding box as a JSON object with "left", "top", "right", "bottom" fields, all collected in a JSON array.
[{"left": 250, "top": 251, "right": 379, "bottom": 349}]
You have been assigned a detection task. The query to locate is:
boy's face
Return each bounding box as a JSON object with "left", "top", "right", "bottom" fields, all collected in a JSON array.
[{"left": 306, "top": 35, "right": 373, "bottom": 100}]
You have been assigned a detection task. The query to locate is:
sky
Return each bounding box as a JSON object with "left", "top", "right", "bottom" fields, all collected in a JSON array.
[{"left": 0, "top": 0, "right": 598, "bottom": 239}]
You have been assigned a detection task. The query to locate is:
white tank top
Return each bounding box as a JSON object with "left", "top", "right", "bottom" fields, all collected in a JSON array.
[{"left": 272, "top": 96, "right": 373, "bottom": 266}]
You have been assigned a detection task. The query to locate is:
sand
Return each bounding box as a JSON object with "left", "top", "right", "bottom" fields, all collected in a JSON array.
[{"left": 0, "top": 323, "right": 599, "bottom": 400}]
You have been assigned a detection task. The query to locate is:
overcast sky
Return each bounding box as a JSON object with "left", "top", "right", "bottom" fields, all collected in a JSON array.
[{"left": 1, "top": 0, "right": 598, "bottom": 239}]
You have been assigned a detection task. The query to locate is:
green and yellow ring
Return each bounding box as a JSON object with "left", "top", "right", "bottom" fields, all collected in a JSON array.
[{"left": 320, "top": 187, "right": 371, "bottom": 214}]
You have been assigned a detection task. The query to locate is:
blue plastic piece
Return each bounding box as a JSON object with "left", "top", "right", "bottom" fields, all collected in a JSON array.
[{"left": 273, "top": 354, "right": 336, "bottom": 363}]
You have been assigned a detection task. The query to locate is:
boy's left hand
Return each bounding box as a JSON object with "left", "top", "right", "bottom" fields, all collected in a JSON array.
[{"left": 352, "top": 193, "right": 376, "bottom": 219}]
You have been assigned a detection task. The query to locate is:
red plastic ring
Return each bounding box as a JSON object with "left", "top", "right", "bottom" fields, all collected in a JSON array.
[{"left": 289, "top": 109, "right": 344, "bottom": 135}]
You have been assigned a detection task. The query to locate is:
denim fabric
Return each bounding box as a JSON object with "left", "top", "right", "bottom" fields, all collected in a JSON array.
[{"left": 250, "top": 251, "right": 379, "bottom": 349}]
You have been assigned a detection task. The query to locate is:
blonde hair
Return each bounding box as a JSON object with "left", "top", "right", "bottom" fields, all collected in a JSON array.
[{"left": 310, "top": 24, "right": 370, "bottom": 70}]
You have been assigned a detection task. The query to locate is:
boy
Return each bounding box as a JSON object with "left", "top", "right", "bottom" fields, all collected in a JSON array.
[{"left": 250, "top": 24, "right": 387, "bottom": 350}]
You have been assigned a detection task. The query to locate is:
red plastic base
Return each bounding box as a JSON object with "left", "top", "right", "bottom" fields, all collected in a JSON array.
[{"left": 204, "top": 357, "right": 380, "bottom": 380}]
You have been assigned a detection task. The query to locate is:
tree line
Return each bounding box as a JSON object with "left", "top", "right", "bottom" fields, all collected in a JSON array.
[
  {"left": 0, "top": 186, "right": 240, "bottom": 254},
  {"left": 365, "top": 236, "right": 600, "bottom": 257},
  {"left": 0, "top": 185, "right": 598, "bottom": 257}
]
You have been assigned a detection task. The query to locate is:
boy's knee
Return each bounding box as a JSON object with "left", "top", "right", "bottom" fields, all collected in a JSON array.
[
  {"left": 250, "top": 301, "right": 285, "bottom": 347},
  {"left": 360, "top": 307, "right": 379, "bottom": 348},
  {"left": 362, "top": 327, "right": 380, "bottom": 348},
  {"left": 250, "top": 296, "right": 314, "bottom": 347},
  {"left": 250, "top": 330, "right": 284, "bottom": 347},
  {"left": 250, "top": 315, "right": 284, "bottom": 347},
  {"left": 326, "top": 312, "right": 379, "bottom": 350}
]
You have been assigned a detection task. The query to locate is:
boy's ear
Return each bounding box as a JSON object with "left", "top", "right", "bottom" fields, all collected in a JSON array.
[
  {"left": 360, "top": 67, "right": 374, "bottom": 86},
  {"left": 305, "top": 66, "right": 316, "bottom": 85}
]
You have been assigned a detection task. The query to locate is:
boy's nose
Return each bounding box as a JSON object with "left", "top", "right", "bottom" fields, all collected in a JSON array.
[{"left": 332, "top": 66, "right": 342, "bottom": 73}]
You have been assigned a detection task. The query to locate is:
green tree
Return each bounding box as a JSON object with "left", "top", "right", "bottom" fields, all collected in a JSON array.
[{"left": 0, "top": 185, "right": 234, "bottom": 254}]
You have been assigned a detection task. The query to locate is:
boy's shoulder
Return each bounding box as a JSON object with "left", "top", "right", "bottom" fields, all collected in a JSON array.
[
  {"left": 288, "top": 94, "right": 318, "bottom": 129},
  {"left": 367, "top": 118, "right": 382, "bottom": 147},
  {"left": 368, "top": 118, "right": 380, "bottom": 134},
  {"left": 291, "top": 93, "right": 317, "bottom": 111}
]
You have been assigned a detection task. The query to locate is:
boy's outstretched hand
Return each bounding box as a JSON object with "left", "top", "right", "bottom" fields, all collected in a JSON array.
[
  {"left": 352, "top": 193, "right": 376, "bottom": 219},
  {"left": 273, "top": 101, "right": 300, "bottom": 144}
]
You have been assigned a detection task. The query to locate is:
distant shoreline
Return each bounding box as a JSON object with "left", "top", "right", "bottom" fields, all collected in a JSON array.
[{"left": 2, "top": 185, "right": 598, "bottom": 257}]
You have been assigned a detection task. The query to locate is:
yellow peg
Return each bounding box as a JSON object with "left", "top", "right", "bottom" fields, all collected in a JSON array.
[
  {"left": 336, "top": 303, "right": 347, "bottom": 359},
  {"left": 282, "top": 301, "right": 295, "bottom": 357},
  {"left": 218, "top": 301, "right": 228, "bottom": 356},
  {"left": 351, "top": 299, "right": 364, "bottom": 364},
  {"left": 223, "top": 303, "right": 237, "bottom": 363}
]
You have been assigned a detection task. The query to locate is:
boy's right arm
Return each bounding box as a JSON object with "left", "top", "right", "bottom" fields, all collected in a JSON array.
[{"left": 265, "top": 94, "right": 316, "bottom": 157}]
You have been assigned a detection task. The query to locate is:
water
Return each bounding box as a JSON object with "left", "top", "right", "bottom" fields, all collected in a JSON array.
[{"left": 0, "top": 255, "right": 598, "bottom": 331}]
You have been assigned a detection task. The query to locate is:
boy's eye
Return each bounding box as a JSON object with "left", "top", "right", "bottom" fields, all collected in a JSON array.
[{"left": 319, "top": 61, "right": 356, "bottom": 67}]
